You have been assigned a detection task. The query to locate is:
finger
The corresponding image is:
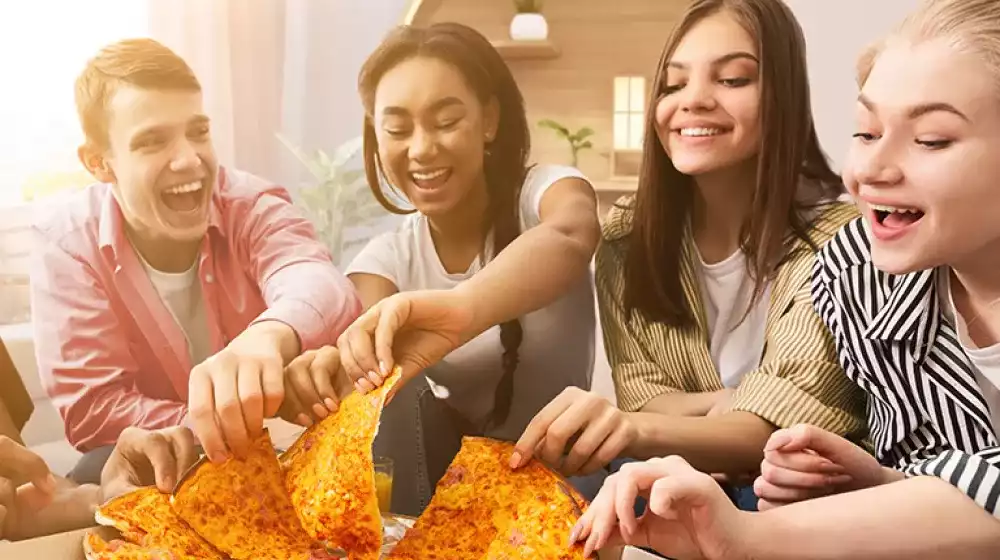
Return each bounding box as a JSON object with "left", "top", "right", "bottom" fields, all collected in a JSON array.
[
  {"left": 287, "top": 357, "right": 326, "bottom": 421},
  {"left": 347, "top": 322, "right": 382, "bottom": 387},
  {"left": 539, "top": 398, "right": 594, "bottom": 467},
  {"left": 512, "top": 392, "right": 575, "bottom": 468},
  {"left": 611, "top": 461, "right": 676, "bottom": 537},
  {"left": 310, "top": 347, "right": 344, "bottom": 410},
  {"left": 136, "top": 432, "right": 178, "bottom": 492},
  {"left": 763, "top": 448, "right": 846, "bottom": 475},
  {"left": 356, "top": 377, "right": 377, "bottom": 394},
  {"left": 167, "top": 428, "right": 199, "bottom": 489},
  {"left": 281, "top": 387, "right": 312, "bottom": 427},
  {"left": 0, "top": 437, "right": 55, "bottom": 495},
  {"left": 768, "top": 424, "right": 855, "bottom": 461},
  {"left": 337, "top": 331, "right": 367, "bottom": 389},
  {"left": 562, "top": 407, "right": 617, "bottom": 475},
  {"left": 372, "top": 300, "right": 401, "bottom": 377},
  {"left": 583, "top": 475, "right": 619, "bottom": 557},
  {"left": 259, "top": 356, "right": 285, "bottom": 419},
  {"left": 188, "top": 366, "right": 228, "bottom": 463},
  {"left": 578, "top": 423, "right": 633, "bottom": 476},
  {"left": 757, "top": 498, "right": 793, "bottom": 511},
  {"left": 753, "top": 476, "right": 824, "bottom": 504},
  {"left": 0, "top": 503, "right": 7, "bottom": 537},
  {"left": 236, "top": 361, "right": 265, "bottom": 441},
  {"left": 216, "top": 365, "right": 250, "bottom": 459},
  {"left": 760, "top": 453, "right": 846, "bottom": 488}
]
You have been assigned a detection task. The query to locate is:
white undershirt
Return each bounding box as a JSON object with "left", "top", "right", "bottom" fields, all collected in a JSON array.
[
  {"left": 941, "top": 270, "right": 1000, "bottom": 435},
  {"left": 696, "top": 249, "right": 771, "bottom": 388},
  {"left": 138, "top": 254, "right": 213, "bottom": 367},
  {"left": 346, "top": 164, "right": 596, "bottom": 441}
]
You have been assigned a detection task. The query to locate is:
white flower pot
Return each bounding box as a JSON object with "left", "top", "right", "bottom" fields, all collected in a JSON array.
[{"left": 509, "top": 13, "right": 549, "bottom": 41}]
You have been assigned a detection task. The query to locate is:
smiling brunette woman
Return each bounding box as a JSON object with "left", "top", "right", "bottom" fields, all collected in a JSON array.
[
  {"left": 509, "top": 0, "right": 868, "bottom": 511},
  {"left": 278, "top": 22, "right": 602, "bottom": 513}
]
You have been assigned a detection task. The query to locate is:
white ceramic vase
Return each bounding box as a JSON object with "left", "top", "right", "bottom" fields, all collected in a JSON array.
[{"left": 509, "top": 12, "right": 549, "bottom": 41}]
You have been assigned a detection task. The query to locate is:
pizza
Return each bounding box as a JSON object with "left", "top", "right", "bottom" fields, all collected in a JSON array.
[
  {"left": 83, "top": 532, "right": 178, "bottom": 560},
  {"left": 386, "top": 437, "right": 588, "bottom": 559},
  {"left": 94, "top": 487, "right": 224, "bottom": 559},
  {"left": 282, "top": 368, "right": 402, "bottom": 558},
  {"left": 170, "top": 429, "right": 334, "bottom": 560}
]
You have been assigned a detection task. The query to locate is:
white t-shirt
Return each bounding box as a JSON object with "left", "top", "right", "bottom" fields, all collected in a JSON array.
[
  {"left": 346, "top": 164, "right": 596, "bottom": 441},
  {"left": 695, "top": 248, "right": 770, "bottom": 388},
  {"left": 940, "top": 271, "right": 1000, "bottom": 434},
  {"left": 138, "top": 256, "right": 213, "bottom": 367}
]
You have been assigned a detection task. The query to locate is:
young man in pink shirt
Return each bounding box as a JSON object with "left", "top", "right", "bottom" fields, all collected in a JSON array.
[{"left": 29, "top": 38, "right": 361, "bottom": 482}]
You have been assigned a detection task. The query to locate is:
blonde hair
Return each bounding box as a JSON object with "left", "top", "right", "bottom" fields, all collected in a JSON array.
[
  {"left": 75, "top": 38, "right": 201, "bottom": 149},
  {"left": 858, "top": 0, "right": 1000, "bottom": 87}
]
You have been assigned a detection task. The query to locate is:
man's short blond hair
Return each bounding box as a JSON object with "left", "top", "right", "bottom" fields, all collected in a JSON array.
[{"left": 75, "top": 38, "right": 201, "bottom": 149}]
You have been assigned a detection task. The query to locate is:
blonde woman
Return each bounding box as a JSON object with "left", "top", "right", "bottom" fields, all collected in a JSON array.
[{"left": 573, "top": 1, "right": 1000, "bottom": 558}]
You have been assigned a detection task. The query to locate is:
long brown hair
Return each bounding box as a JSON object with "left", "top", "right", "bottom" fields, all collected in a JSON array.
[
  {"left": 624, "top": 0, "right": 841, "bottom": 326},
  {"left": 358, "top": 23, "right": 530, "bottom": 429}
]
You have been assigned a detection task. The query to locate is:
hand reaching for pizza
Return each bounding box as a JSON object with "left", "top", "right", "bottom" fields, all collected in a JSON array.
[
  {"left": 754, "top": 424, "right": 900, "bottom": 511},
  {"left": 189, "top": 321, "right": 299, "bottom": 463},
  {"left": 337, "top": 289, "right": 473, "bottom": 397},
  {"left": 512, "top": 387, "right": 637, "bottom": 476},
  {"left": 100, "top": 426, "right": 200, "bottom": 503},
  {"left": 279, "top": 345, "right": 354, "bottom": 426},
  {"left": 571, "top": 456, "right": 750, "bottom": 560},
  {"left": 0, "top": 436, "right": 58, "bottom": 540}
]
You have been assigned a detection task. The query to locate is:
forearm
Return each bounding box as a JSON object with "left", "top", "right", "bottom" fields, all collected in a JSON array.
[
  {"left": 627, "top": 411, "right": 773, "bottom": 473},
  {"left": 640, "top": 390, "right": 726, "bottom": 417},
  {"left": 745, "top": 476, "right": 1000, "bottom": 560},
  {"left": 8, "top": 484, "right": 100, "bottom": 541},
  {"left": 454, "top": 225, "right": 593, "bottom": 338},
  {"left": 255, "top": 263, "right": 363, "bottom": 351}
]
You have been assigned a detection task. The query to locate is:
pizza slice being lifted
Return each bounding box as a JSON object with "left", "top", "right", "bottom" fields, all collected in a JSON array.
[
  {"left": 282, "top": 367, "right": 402, "bottom": 559},
  {"left": 171, "top": 429, "right": 337, "bottom": 560},
  {"left": 386, "top": 437, "right": 589, "bottom": 560},
  {"left": 93, "top": 487, "right": 224, "bottom": 560}
]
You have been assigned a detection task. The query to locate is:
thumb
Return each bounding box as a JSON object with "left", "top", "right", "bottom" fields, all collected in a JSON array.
[{"left": 16, "top": 482, "right": 55, "bottom": 511}]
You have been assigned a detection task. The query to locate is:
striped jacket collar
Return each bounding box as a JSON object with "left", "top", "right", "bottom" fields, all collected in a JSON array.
[{"left": 864, "top": 267, "right": 941, "bottom": 363}]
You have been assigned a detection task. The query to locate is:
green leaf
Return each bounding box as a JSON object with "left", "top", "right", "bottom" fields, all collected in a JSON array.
[
  {"left": 538, "top": 119, "right": 569, "bottom": 137},
  {"left": 332, "top": 136, "right": 365, "bottom": 168},
  {"left": 578, "top": 140, "right": 593, "bottom": 149},
  {"left": 571, "top": 127, "right": 595, "bottom": 141}
]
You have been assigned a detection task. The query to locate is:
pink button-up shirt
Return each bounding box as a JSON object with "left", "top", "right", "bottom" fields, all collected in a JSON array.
[{"left": 30, "top": 167, "right": 362, "bottom": 451}]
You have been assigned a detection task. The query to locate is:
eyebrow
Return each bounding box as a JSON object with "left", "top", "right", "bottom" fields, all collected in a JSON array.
[
  {"left": 130, "top": 115, "right": 211, "bottom": 142},
  {"left": 858, "top": 94, "right": 969, "bottom": 122},
  {"left": 382, "top": 96, "right": 465, "bottom": 117},
  {"left": 667, "top": 51, "right": 759, "bottom": 70}
]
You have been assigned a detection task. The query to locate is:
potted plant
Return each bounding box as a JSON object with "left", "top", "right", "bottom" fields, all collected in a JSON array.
[
  {"left": 510, "top": 0, "right": 548, "bottom": 41},
  {"left": 277, "top": 134, "right": 387, "bottom": 267},
  {"left": 538, "top": 119, "right": 594, "bottom": 167}
]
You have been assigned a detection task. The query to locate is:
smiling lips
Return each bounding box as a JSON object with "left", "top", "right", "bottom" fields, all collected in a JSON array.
[
  {"left": 869, "top": 202, "right": 926, "bottom": 241},
  {"left": 161, "top": 180, "right": 205, "bottom": 212},
  {"left": 410, "top": 167, "right": 451, "bottom": 190}
]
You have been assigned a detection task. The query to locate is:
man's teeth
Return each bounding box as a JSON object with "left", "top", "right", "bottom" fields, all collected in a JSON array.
[
  {"left": 412, "top": 169, "right": 448, "bottom": 181},
  {"left": 680, "top": 127, "right": 725, "bottom": 137},
  {"left": 164, "top": 181, "right": 202, "bottom": 195},
  {"left": 870, "top": 203, "right": 920, "bottom": 214}
]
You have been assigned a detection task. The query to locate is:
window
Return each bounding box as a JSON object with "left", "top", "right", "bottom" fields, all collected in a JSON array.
[
  {"left": 0, "top": 1, "right": 149, "bottom": 327},
  {"left": 0, "top": 0, "right": 149, "bottom": 207},
  {"left": 611, "top": 76, "right": 645, "bottom": 177}
]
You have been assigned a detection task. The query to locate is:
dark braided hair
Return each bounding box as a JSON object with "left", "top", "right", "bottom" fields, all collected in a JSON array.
[{"left": 358, "top": 22, "right": 530, "bottom": 430}]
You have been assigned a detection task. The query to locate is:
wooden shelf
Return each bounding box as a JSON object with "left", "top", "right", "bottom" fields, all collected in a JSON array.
[{"left": 491, "top": 39, "right": 560, "bottom": 61}]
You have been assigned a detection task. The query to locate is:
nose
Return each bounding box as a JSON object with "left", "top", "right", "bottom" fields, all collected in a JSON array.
[
  {"left": 847, "top": 138, "right": 904, "bottom": 188},
  {"left": 678, "top": 76, "right": 717, "bottom": 113},
  {"left": 408, "top": 126, "right": 438, "bottom": 161},
  {"left": 169, "top": 138, "right": 201, "bottom": 172}
]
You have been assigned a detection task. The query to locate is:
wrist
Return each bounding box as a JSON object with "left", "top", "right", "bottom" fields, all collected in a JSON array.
[
  {"left": 447, "top": 285, "right": 484, "bottom": 341},
  {"left": 241, "top": 320, "right": 300, "bottom": 362}
]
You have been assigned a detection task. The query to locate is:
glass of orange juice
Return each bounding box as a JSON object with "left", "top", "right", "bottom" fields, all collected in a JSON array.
[{"left": 374, "top": 457, "right": 394, "bottom": 513}]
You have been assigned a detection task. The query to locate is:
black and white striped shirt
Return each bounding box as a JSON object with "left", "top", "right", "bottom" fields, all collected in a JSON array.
[{"left": 813, "top": 217, "right": 1000, "bottom": 517}]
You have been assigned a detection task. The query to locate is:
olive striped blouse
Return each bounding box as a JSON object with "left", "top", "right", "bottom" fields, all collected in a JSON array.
[{"left": 595, "top": 196, "right": 868, "bottom": 441}]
